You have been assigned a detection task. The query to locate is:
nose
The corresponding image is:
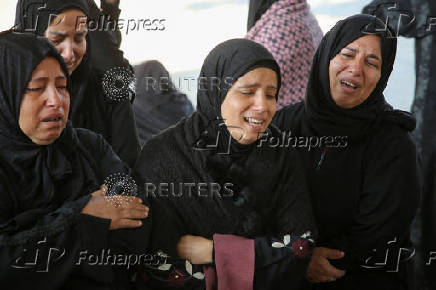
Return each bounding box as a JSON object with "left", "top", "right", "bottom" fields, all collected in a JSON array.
[
  {"left": 252, "top": 90, "right": 269, "bottom": 111},
  {"left": 347, "top": 56, "right": 364, "bottom": 76},
  {"left": 46, "top": 87, "right": 62, "bottom": 108},
  {"left": 60, "top": 40, "right": 74, "bottom": 64}
]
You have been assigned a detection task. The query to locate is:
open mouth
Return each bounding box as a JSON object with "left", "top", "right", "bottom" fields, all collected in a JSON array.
[
  {"left": 42, "top": 116, "right": 62, "bottom": 123},
  {"left": 244, "top": 117, "right": 265, "bottom": 126},
  {"left": 340, "top": 79, "right": 359, "bottom": 90}
]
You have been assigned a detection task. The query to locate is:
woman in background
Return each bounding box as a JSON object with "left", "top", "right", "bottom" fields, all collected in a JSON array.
[
  {"left": 14, "top": 0, "right": 140, "bottom": 167},
  {"left": 246, "top": 0, "right": 323, "bottom": 109},
  {"left": 133, "top": 60, "right": 194, "bottom": 146}
]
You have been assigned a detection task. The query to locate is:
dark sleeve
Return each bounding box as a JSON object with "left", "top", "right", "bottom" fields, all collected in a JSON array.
[
  {"left": 100, "top": 0, "right": 122, "bottom": 47},
  {"left": 0, "top": 174, "right": 112, "bottom": 288},
  {"left": 329, "top": 129, "right": 420, "bottom": 276},
  {"left": 107, "top": 99, "right": 140, "bottom": 169},
  {"left": 87, "top": 0, "right": 122, "bottom": 50},
  {"left": 77, "top": 128, "right": 151, "bottom": 253},
  {"left": 212, "top": 149, "right": 317, "bottom": 290},
  {"left": 132, "top": 137, "right": 184, "bottom": 257},
  {"left": 252, "top": 150, "right": 316, "bottom": 289},
  {"left": 84, "top": 1, "right": 140, "bottom": 169}
]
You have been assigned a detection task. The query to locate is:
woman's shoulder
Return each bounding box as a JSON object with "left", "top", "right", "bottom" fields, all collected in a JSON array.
[
  {"left": 272, "top": 101, "right": 305, "bottom": 131},
  {"left": 74, "top": 127, "right": 106, "bottom": 147},
  {"left": 367, "top": 119, "right": 416, "bottom": 158}
]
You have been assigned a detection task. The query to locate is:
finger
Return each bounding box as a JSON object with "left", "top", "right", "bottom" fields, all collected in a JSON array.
[
  {"left": 100, "top": 184, "right": 108, "bottom": 194},
  {"left": 110, "top": 219, "right": 142, "bottom": 230},
  {"left": 93, "top": 190, "right": 105, "bottom": 197},
  {"left": 324, "top": 248, "right": 344, "bottom": 260},
  {"left": 118, "top": 208, "right": 149, "bottom": 219},
  {"left": 125, "top": 200, "right": 149, "bottom": 210}
]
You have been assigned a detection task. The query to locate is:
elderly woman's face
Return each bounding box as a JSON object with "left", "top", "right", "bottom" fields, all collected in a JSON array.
[
  {"left": 44, "top": 9, "right": 87, "bottom": 74},
  {"left": 221, "top": 67, "right": 277, "bottom": 145},
  {"left": 19, "top": 57, "right": 70, "bottom": 145},
  {"left": 329, "top": 34, "right": 382, "bottom": 109}
]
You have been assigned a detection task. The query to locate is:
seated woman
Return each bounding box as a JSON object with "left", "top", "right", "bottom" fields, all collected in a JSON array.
[
  {"left": 14, "top": 0, "right": 140, "bottom": 168},
  {"left": 273, "top": 14, "right": 420, "bottom": 289},
  {"left": 133, "top": 38, "right": 316, "bottom": 289},
  {"left": 0, "top": 31, "right": 150, "bottom": 289}
]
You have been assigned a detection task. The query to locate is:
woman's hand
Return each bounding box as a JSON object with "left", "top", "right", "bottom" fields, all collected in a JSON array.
[
  {"left": 81, "top": 188, "right": 149, "bottom": 230},
  {"left": 306, "top": 247, "right": 346, "bottom": 283},
  {"left": 177, "top": 235, "right": 213, "bottom": 265}
]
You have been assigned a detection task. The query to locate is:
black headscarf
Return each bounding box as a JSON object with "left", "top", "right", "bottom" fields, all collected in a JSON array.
[
  {"left": 247, "top": 0, "right": 279, "bottom": 31},
  {"left": 305, "top": 14, "right": 415, "bottom": 139},
  {"left": 14, "top": 0, "right": 89, "bottom": 36},
  {"left": 0, "top": 31, "right": 99, "bottom": 228},
  {"left": 195, "top": 38, "right": 281, "bottom": 157},
  {"left": 133, "top": 60, "right": 194, "bottom": 145},
  {"left": 14, "top": 0, "right": 93, "bottom": 126}
]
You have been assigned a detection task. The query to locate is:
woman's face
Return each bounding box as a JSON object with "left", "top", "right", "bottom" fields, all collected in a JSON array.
[
  {"left": 44, "top": 9, "right": 87, "bottom": 74},
  {"left": 221, "top": 67, "right": 278, "bottom": 145},
  {"left": 19, "top": 57, "right": 70, "bottom": 145},
  {"left": 329, "top": 34, "right": 382, "bottom": 109}
]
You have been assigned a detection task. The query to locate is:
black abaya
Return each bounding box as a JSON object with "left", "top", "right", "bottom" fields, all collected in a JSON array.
[
  {"left": 0, "top": 32, "right": 150, "bottom": 290},
  {"left": 273, "top": 14, "right": 420, "bottom": 290},
  {"left": 134, "top": 38, "right": 316, "bottom": 290}
]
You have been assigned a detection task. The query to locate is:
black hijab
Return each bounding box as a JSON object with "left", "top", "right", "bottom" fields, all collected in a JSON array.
[
  {"left": 0, "top": 31, "right": 99, "bottom": 229},
  {"left": 14, "top": 0, "right": 95, "bottom": 129},
  {"left": 304, "top": 14, "right": 414, "bottom": 139},
  {"left": 195, "top": 38, "right": 281, "bottom": 157}
]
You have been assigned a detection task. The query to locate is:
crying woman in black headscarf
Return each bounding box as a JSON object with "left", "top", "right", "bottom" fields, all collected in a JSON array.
[
  {"left": 0, "top": 31, "right": 150, "bottom": 290},
  {"left": 14, "top": 0, "right": 140, "bottom": 168},
  {"left": 274, "top": 14, "right": 420, "bottom": 290},
  {"left": 133, "top": 39, "right": 316, "bottom": 290}
]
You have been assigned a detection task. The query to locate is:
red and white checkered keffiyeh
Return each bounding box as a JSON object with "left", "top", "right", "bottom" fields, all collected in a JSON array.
[{"left": 246, "top": 0, "right": 323, "bottom": 109}]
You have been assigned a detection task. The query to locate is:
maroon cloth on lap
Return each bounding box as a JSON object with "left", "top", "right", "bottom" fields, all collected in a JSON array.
[
  {"left": 211, "top": 234, "right": 255, "bottom": 290},
  {"left": 204, "top": 265, "right": 218, "bottom": 290}
]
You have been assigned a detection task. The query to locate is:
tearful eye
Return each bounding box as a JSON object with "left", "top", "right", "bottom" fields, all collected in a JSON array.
[
  {"left": 367, "top": 61, "right": 378, "bottom": 68},
  {"left": 26, "top": 87, "right": 43, "bottom": 92}
]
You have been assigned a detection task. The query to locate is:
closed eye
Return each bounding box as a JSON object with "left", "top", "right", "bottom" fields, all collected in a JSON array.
[
  {"left": 342, "top": 53, "right": 353, "bottom": 58},
  {"left": 366, "top": 61, "right": 378, "bottom": 68},
  {"left": 26, "top": 87, "right": 43, "bottom": 92}
]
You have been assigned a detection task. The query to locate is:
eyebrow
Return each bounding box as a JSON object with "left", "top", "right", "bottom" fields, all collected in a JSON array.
[
  {"left": 344, "top": 47, "right": 381, "bottom": 61},
  {"left": 238, "top": 83, "right": 278, "bottom": 90},
  {"left": 29, "top": 76, "right": 66, "bottom": 82},
  {"left": 48, "top": 31, "right": 87, "bottom": 37}
]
